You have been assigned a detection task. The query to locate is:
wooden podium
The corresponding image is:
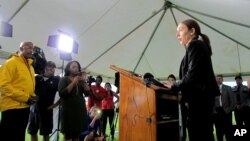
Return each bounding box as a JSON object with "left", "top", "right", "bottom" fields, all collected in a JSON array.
[{"left": 110, "top": 65, "right": 180, "bottom": 141}]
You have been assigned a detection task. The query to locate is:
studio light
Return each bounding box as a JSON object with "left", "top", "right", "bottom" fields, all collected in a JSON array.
[
  {"left": 0, "top": 21, "right": 13, "bottom": 37},
  {"left": 47, "top": 33, "right": 78, "bottom": 61},
  {"left": 58, "top": 34, "right": 74, "bottom": 53},
  {"left": 47, "top": 33, "right": 79, "bottom": 141}
]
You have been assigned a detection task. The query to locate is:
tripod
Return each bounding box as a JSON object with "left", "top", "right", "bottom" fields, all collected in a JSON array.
[
  {"left": 49, "top": 100, "right": 61, "bottom": 141},
  {"left": 49, "top": 60, "right": 64, "bottom": 141}
]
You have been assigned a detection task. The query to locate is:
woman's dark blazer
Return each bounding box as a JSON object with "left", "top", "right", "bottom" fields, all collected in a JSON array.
[{"left": 172, "top": 39, "right": 220, "bottom": 102}]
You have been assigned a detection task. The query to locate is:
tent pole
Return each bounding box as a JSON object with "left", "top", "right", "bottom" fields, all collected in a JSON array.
[
  {"left": 173, "top": 6, "right": 250, "bottom": 50},
  {"left": 7, "top": 0, "right": 30, "bottom": 23},
  {"left": 133, "top": 1, "right": 171, "bottom": 73},
  {"left": 170, "top": 7, "right": 178, "bottom": 26},
  {"left": 236, "top": 43, "right": 242, "bottom": 73},
  {"left": 173, "top": 5, "right": 250, "bottom": 28},
  {"left": 84, "top": 1, "right": 167, "bottom": 69}
]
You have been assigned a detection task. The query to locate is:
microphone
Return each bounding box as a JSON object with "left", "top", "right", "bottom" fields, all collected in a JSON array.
[
  {"left": 143, "top": 72, "right": 166, "bottom": 88},
  {"left": 143, "top": 72, "right": 154, "bottom": 87}
]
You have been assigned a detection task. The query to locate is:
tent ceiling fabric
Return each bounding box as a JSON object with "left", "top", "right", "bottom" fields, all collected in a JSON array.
[{"left": 0, "top": 0, "right": 250, "bottom": 81}]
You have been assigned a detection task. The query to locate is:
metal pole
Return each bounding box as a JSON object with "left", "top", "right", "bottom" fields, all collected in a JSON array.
[
  {"left": 133, "top": 1, "right": 171, "bottom": 72},
  {"left": 84, "top": 2, "right": 166, "bottom": 69}
]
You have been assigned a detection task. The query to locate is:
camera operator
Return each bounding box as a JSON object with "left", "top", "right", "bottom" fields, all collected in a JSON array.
[
  {"left": 87, "top": 75, "right": 106, "bottom": 110},
  {"left": 0, "top": 41, "right": 37, "bottom": 141},
  {"left": 86, "top": 75, "right": 106, "bottom": 139}
]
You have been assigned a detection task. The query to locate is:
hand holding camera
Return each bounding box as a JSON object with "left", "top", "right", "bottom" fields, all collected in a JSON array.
[
  {"left": 77, "top": 71, "right": 87, "bottom": 82},
  {"left": 26, "top": 95, "right": 39, "bottom": 105},
  {"left": 72, "top": 75, "right": 79, "bottom": 85}
]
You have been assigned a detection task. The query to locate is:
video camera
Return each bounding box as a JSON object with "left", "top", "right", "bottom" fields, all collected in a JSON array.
[
  {"left": 87, "top": 76, "right": 96, "bottom": 86},
  {"left": 32, "top": 46, "right": 47, "bottom": 75}
]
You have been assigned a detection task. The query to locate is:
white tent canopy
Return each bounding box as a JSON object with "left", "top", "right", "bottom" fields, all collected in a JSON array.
[{"left": 1, "top": 0, "right": 250, "bottom": 82}]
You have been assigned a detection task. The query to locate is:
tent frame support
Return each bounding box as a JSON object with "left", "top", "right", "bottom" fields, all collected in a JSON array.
[
  {"left": 84, "top": 0, "right": 250, "bottom": 78},
  {"left": 7, "top": 0, "right": 30, "bottom": 23},
  {"left": 173, "top": 5, "right": 250, "bottom": 50},
  {"left": 84, "top": 1, "right": 171, "bottom": 69},
  {"left": 133, "top": 1, "right": 171, "bottom": 72}
]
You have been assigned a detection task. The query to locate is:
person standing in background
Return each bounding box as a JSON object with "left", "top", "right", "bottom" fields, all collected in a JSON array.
[
  {"left": 102, "top": 82, "right": 119, "bottom": 139},
  {"left": 167, "top": 74, "right": 177, "bottom": 85},
  {"left": 0, "top": 41, "right": 38, "bottom": 141},
  {"left": 167, "top": 74, "right": 188, "bottom": 141},
  {"left": 87, "top": 75, "right": 106, "bottom": 110},
  {"left": 27, "top": 61, "right": 60, "bottom": 141},
  {"left": 164, "top": 19, "right": 220, "bottom": 141},
  {"left": 213, "top": 74, "right": 236, "bottom": 141},
  {"left": 87, "top": 75, "right": 106, "bottom": 137},
  {"left": 232, "top": 75, "right": 250, "bottom": 130}
]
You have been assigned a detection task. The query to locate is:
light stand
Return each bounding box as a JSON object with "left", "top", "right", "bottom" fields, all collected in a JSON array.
[
  {"left": 50, "top": 100, "right": 60, "bottom": 141},
  {"left": 49, "top": 60, "right": 64, "bottom": 141},
  {"left": 47, "top": 33, "right": 78, "bottom": 141}
]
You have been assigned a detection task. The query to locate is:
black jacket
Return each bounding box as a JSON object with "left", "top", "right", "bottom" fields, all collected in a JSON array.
[{"left": 172, "top": 39, "right": 220, "bottom": 102}]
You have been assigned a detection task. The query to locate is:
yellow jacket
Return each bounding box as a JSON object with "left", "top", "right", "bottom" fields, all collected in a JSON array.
[{"left": 0, "top": 54, "right": 35, "bottom": 111}]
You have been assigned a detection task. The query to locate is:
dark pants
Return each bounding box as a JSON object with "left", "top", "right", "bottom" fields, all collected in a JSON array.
[
  {"left": 234, "top": 106, "right": 250, "bottom": 141},
  {"left": 187, "top": 99, "right": 215, "bottom": 141},
  {"left": 213, "top": 107, "right": 233, "bottom": 141},
  {"left": 27, "top": 108, "right": 53, "bottom": 135},
  {"left": 102, "top": 109, "right": 115, "bottom": 137},
  {"left": 235, "top": 106, "right": 250, "bottom": 128},
  {"left": 180, "top": 102, "right": 188, "bottom": 141},
  {"left": 0, "top": 108, "right": 30, "bottom": 141}
]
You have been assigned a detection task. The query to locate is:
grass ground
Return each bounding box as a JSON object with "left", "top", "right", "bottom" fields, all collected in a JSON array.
[
  {"left": 1, "top": 112, "right": 236, "bottom": 141},
  {"left": 0, "top": 112, "right": 119, "bottom": 141},
  {"left": 24, "top": 115, "right": 120, "bottom": 141}
]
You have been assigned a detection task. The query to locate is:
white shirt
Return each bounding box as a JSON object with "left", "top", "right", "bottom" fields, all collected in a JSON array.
[{"left": 219, "top": 84, "right": 222, "bottom": 107}]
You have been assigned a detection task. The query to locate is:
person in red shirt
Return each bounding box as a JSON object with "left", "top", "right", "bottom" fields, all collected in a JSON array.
[
  {"left": 101, "top": 82, "right": 119, "bottom": 139},
  {"left": 87, "top": 75, "right": 106, "bottom": 110}
]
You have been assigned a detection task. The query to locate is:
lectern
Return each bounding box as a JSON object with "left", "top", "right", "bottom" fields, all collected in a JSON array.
[{"left": 110, "top": 65, "right": 180, "bottom": 141}]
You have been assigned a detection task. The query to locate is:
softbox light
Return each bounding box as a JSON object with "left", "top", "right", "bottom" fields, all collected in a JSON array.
[
  {"left": 0, "top": 21, "right": 13, "bottom": 37},
  {"left": 59, "top": 51, "right": 72, "bottom": 61},
  {"left": 47, "top": 34, "right": 78, "bottom": 61}
]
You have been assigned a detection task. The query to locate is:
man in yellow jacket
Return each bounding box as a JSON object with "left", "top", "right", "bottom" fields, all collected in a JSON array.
[{"left": 0, "top": 41, "right": 38, "bottom": 141}]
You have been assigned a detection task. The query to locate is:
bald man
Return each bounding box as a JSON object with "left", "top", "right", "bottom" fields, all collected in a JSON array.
[{"left": 0, "top": 41, "right": 38, "bottom": 141}]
